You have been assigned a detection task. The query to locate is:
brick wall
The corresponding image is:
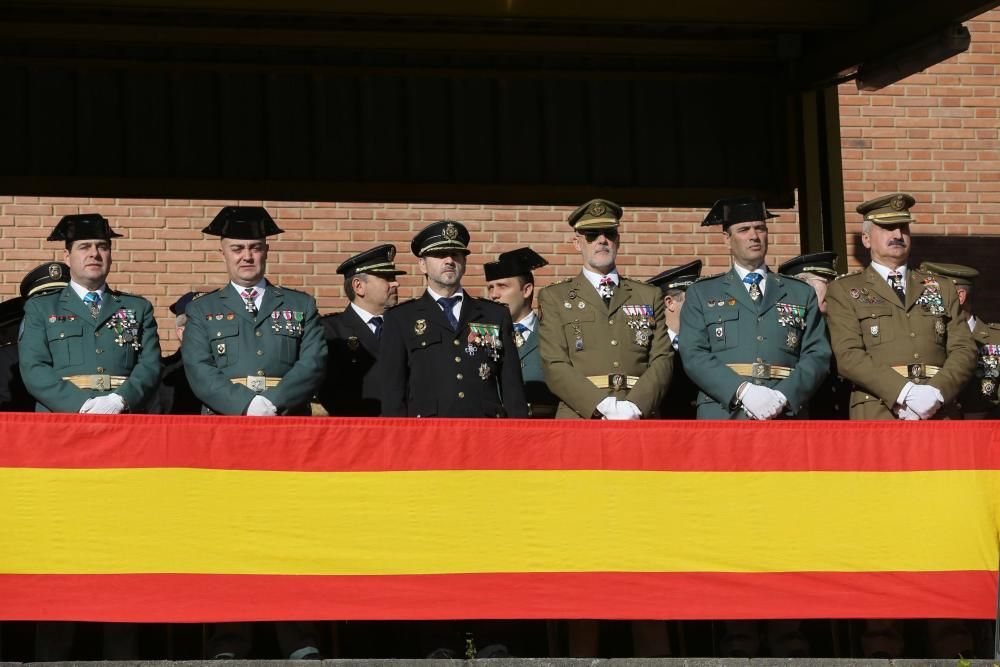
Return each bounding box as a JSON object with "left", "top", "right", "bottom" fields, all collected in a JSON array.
[{"left": 3, "top": 8, "right": 1000, "bottom": 352}]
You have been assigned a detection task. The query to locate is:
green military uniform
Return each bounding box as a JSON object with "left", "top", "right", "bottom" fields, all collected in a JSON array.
[
  {"left": 681, "top": 270, "right": 830, "bottom": 419},
  {"left": 538, "top": 199, "right": 672, "bottom": 419},
  {"left": 18, "top": 218, "right": 160, "bottom": 414},
  {"left": 825, "top": 196, "right": 976, "bottom": 420},
  {"left": 182, "top": 209, "right": 326, "bottom": 416},
  {"left": 918, "top": 261, "right": 1000, "bottom": 419}
]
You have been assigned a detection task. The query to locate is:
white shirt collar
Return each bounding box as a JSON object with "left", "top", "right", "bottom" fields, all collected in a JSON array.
[
  {"left": 69, "top": 281, "right": 106, "bottom": 300},
  {"left": 581, "top": 267, "right": 619, "bottom": 292},
  {"left": 426, "top": 287, "right": 465, "bottom": 319},
  {"left": 732, "top": 264, "right": 768, "bottom": 295},
  {"left": 517, "top": 311, "right": 538, "bottom": 332},
  {"left": 968, "top": 315, "right": 977, "bottom": 333},
  {"left": 350, "top": 302, "right": 379, "bottom": 324},
  {"left": 869, "top": 261, "right": 907, "bottom": 283}
]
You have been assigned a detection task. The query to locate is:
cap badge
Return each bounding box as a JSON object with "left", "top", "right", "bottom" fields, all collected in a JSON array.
[
  {"left": 47, "top": 263, "right": 61, "bottom": 279},
  {"left": 443, "top": 222, "right": 458, "bottom": 241},
  {"left": 891, "top": 195, "right": 906, "bottom": 211},
  {"left": 387, "top": 246, "right": 396, "bottom": 261},
  {"left": 347, "top": 336, "right": 360, "bottom": 351},
  {"left": 589, "top": 202, "right": 606, "bottom": 217},
  {"left": 414, "top": 319, "right": 427, "bottom": 335}
]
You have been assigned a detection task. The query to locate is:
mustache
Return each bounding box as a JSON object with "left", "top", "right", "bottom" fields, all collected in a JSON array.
[{"left": 887, "top": 239, "right": 906, "bottom": 246}]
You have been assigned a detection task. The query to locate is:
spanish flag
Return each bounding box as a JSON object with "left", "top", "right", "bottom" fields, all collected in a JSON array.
[{"left": 1, "top": 414, "right": 997, "bottom": 622}]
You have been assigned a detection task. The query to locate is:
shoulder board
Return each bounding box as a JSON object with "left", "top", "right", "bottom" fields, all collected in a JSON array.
[
  {"left": 987, "top": 322, "right": 1000, "bottom": 330},
  {"left": 109, "top": 289, "right": 150, "bottom": 301},
  {"left": 833, "top": 270, "right": 862, "bottom": 281},
  {"left": 273, "top": 285, "right": 313, "bottom": 298},
  {"left": 778, "top": 273, "right": 809, "bottom": 286},
  {"left": 545, "top": 277, "right": 573, "bottom": 287},
  {"left": 693, "top": 272, "right": 725, "bottom": 283}
]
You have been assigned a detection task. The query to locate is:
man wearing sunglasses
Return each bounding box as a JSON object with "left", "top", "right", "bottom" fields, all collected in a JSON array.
[{"left": 538, "top": 198, "right": 672, "bottom": 422}]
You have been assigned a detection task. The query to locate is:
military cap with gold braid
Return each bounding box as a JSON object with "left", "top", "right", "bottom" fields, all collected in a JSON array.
[
  {"left": 647, "top": 259, "right": 703, "bottom": 293},
  {"left": 857, "top": 192, "right": 916, "bottom": 225},
  {"left": 568, "top": 198, "right": 623, "bottom": 230},
  {"left": 919, "top": 261, "right": 979, "bottom": 287},
  {"left": 20, "top": 262, "right": 70, "bottom": 298},
  {"left": 337, "top": 244, "right": 407, "bottom": 278},
  {"left": 411, "top": 220, "right": 471, "bottom": 257},
  {"left": 778, "top": 251, "right": 839, "bottom": 279},
  {"left": 202, "top": 206, "right": 284, "bottom": 239}
]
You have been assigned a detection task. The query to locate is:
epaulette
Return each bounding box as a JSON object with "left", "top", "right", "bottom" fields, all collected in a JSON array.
[
  {"left": 987, "top": 322, "right": 1000, "bottom": 331},
  {"left": 833, "top": 270, "right": 862, "bottom": 281},
  {"left": 778, "top": 273, "right": 809, "bottom": 286},
  {"left": 542, "top": 277, "right": 573, "bottom": 288},
  {"left": 693, "top": 272, "right": 725, "bottom": 283}
]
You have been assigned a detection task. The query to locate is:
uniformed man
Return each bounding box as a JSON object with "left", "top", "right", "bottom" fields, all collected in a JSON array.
[
  {"left": 317, "top": 244, "right": 404, "bottom": 416},
  {"left": 918, "top": 261, "right": 999, "bottom": 419},
  {"left": 154, "top": 291, "right": 204, "bottom": 415},
  {"left": 19, "top": 214, "right": 161, "bottom": 414},
  {"left": 17, "top": 215, "right": 158, "bottom": 660},
  {"left": 538, "top": 198, "right": 672, "bottom": 421},
  {"left": 680, "top": 197, "right": 830, "bottom": 419},
  {"left": 182, "top": 206, "right": 327, "bottom": 417},
  {"left": 777, "top": 251, "right": 849, "bottom": 419},
  {"left": 484, "top": 247, "right": 558, "bottom": 418},
  {"left": 182, "top": 206, "right": 325, "bottom": 659},
  {"left": 825, "top": 194, "right": 976, "bottom": 420},
  {"left": 0, "top": 262, "right": 70, "bottom": 411},
  {"left": 378, "top": 220, "right": 527, "bottom": 418},
  {"left": 647, "top": 259, "right": 702, "bottom": 419}
]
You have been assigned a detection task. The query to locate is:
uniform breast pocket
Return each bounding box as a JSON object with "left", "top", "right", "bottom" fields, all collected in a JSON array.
[
  {"left": 210, "top": 323, "right": 240, "bottom": 368},
  {"left": 408, "top": 331, "right": 443, "bottom": 356},
  {"left": 859, "top": 305, "right": 895, "bottom": 346},
  {"left": 273, "top": 329, "right": 302, "bottom": 365},
  {"left": 47, "top": 322, "right": 84, "bottom": 367},
  {"left": 708, "top": 308, "right": 739, "bottom": 352}
]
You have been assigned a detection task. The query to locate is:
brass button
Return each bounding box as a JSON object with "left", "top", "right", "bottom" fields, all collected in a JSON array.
[
  {"left": 257, "top": 350, "right": 264, "bottom": 356},
  {"left": 756, "top": 335, "right": 763, "bottom": 341},
  {"left": 914, "top": 353, "right": 920, "bottom": 359},
  {"left": 256, "top": 331, "right": 263, "bottom": 337},
  {"left": 258, "top": 370, "right": 265, "bottom": 376},
  {"left": 453, "top": 339, "right": 460, "bottom": 346},
  {"left": 421, "top": 341, "right": 427, "bottom": 347},
  {"left": 96, "top": 367, "right": 104, "bottom": 374},
  {"left": 758, "top": 316, "right": 763, "bottom": 322},
  {"left": 457, "top": 373, "right": 464, "bottom": 380},
  {"left": 95, "top": 331, "right": 101, "bottom": 338},
  {"left": 457, "top": 391, "right": 465, "bottom": 399},
  {"left": 608, "top": 318, "right": 614, "bottom": 325},
  {"left": 613, "top": 361, "right": 620, "bottom": 368},
  {"left": 216, "top": 331, "right": 222, "bottom": 336},
  {"left": 95, "top": 348, "right": 103, "bottom": 354},
  {"left": 910, "top": 332, "right": 916, "bottom": 337},
  {"left": 610, "top": 339, "right": 618, "bottom": 346},
  {"left": 906, "top": 313, "right": 911, "bottom": 318},
  {"left": 59, "top": 332, "right": 65, "bottom": 338},
  {"left": 455, "top": 356, "right": 461, "bottom": 362}
]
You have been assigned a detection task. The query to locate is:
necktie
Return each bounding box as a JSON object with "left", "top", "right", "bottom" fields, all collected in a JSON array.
[
  {"left": 598, "top": 276, "right": 616, "bottom": 305},
  {"left": 743, "top": 272, "right": 763, "bottom": 301},
  {"left": 437, "top": 295, "right": 461, "bottom": 331},
  {"left": 241, "top": 288, "right": 258, "bottom": 315},
  {"left": 83, "top": 291, "right": 101, "bottom": 318},
  {"left": 369, "top": 315, "right": 383, "bottom": 340},
  {"left": 888, "top": 271, "right": 905, "bottom": 303}
]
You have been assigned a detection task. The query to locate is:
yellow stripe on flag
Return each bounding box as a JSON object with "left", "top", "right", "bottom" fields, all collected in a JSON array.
[{"left": 2, "top": 468, "right": 998, "bottom": 575}]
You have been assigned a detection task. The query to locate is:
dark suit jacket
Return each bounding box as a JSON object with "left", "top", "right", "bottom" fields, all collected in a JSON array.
[
  {"left": 154, "top": 350, "right": 202, "bottom": 415},
  {"left": 378, "top": 291, "right": 528, "bottom": 418},
  {"left": 318, "top": 306, "right": 382, "bottom": 416},
  {"left": 658, "top": 341, "right": 698, "bottom": 419}
]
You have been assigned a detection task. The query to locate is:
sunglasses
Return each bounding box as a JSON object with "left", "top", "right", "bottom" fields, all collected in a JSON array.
[{"left": 580, "top": 229, "right": 619, "bottom": 243}]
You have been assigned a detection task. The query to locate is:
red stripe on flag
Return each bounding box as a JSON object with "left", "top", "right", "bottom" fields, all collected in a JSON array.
[
  {"left": 0, "top": 571, "right": 994, "bottom": 622},
  {"left": 2, "top": 413, "right": 1000, "bottom": 472}
]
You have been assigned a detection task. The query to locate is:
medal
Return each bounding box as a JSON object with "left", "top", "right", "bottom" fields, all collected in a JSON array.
[
  {"left": 479, "top": 363, "right": 491, "bottom": 380},
  {"left": 786, "top": 329, "right": 799, "bottom": 348},
  {"left": 414, "top": 319, "right": 427, "bottom": 335},
  {"left": 578, "top": 301, "right": 586, "bottom": 309},
  {"left": 870, "top": 325, "right": 879, "bottom": 337},
  {"left": 514, "top": 332, "right": 524, "bottom": 348},
  {"left": 217, "top": 343, "right": 226, "bottom": 355},
  {"left": 715, "top": 326, "right": 724, "bottom": 339},
  {"left": 935, "top": 319, "right": 946, "bottom": 336},
  {"left": 634, "top": 329, "right": 649, "bottom": 346},
  {"left": 575, "top": 337, "right": 584, "bottom": 351}
]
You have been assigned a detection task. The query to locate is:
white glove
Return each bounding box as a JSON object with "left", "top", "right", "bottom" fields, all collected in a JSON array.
[
  {"left": 903, "top": 384, "right": 944, "bottom": 420},
  {"left": 895, "top": 406, "right": 921, "bottom": 421},
  {"left": 596, "top": 396, "right": 617, "bottom": 419},
  {"left": 607, "top": 400, "right": 642, "bottom": 421},
  {"left": 740, "top": 385, "right": 785, "bottom": 420},
  {"left": 80, "top": 393, "right": 125, "bottom": 414},
  {"left": 247, "top": 395, "right": 278, "bottom": 416}
]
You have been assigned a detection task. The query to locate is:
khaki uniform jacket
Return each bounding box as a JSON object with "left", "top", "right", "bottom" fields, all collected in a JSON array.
[
  {"left": 825, "top": 266, "right": 977, "bottom": 419},
  {"left": 958, "top": 317, "right": 1000, "bottom": 418},
  {"left": 679, "top": 269, "right": 830, "bottom": 419},
  {"left": 182, "top": 282, "right": 327, "bottom": 415},
  {"left": 538, "top": 273, "right": 672, "bottom": 419},
  {"left": 18, "top": 286, "right": 161, "bottom": 412}
]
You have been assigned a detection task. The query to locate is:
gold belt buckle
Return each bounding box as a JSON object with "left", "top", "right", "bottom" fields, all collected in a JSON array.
[
  {"left": 751, "top": 362, "right": 771, "bottom": 379},
  {"left": 94, "top": 374, "right": 111, "bottom": 391},
  {"left": 608, "top": 373, "right": 626, "bottom": 391},
  {"left": 246, "top": 376, "right": 266, "bottom": 393},
  {"left": 908, "top": 363, "right": 925, "bottom": 379}
]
